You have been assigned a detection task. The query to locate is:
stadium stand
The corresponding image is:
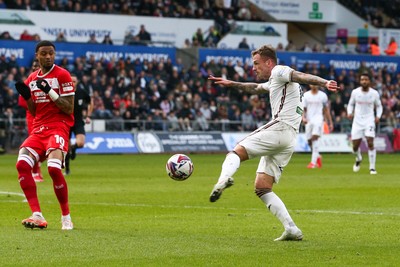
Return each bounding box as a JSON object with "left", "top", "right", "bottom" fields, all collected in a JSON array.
[
  {"left": 338, "top": 0, "right": 400, "bottom": 29},
  {"left": 0, "top": 1, "right": 399, "bottom": 153}
]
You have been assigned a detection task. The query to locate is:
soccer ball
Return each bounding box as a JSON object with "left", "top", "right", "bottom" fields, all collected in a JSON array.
[{"left": 166, "top": 154, "right": 194, "bottom": 181}]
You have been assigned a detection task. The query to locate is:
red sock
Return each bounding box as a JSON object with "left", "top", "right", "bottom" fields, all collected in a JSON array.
[
  {"left": 16, "top": 156, "right": 41, "bottom": 213},
  {"left": 48, "top": 159, "right": 70, "bottom": 215}
]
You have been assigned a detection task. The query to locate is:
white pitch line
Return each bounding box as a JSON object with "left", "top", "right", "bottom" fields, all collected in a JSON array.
[
  {"left": 1, "top": 198, "right": 399, "bottom": 217},
  {"left": 71, "top": 201, "right": 400, "bottom": 217},
  {"left": 0, "top": 191, "right": 27, "bottom": 202}
]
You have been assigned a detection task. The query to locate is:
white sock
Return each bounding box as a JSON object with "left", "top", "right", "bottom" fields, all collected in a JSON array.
[
  {"left": 260, "top": 192, "right": 296, "bottom": 230},
  {"left": 62, "top": 214, "right": 71, "bottom": 221},
  {"left": 354, "top": 148, "right": 362, "bottom": 161},
  {"left": 33, "top": 211, "right": 44, "bottom": 218},
  {"left": 311, "top": 139, "right": 319, "bottom": 164},
  {"left": 217, "top": 153, "right": 240, "bottom": 184},
  {"left": 368, "top": 149, "right": 376, "bottom": 170}
]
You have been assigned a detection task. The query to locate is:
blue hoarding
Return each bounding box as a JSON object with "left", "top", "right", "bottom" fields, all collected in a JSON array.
[
  {"left": 0, "top": 40, "right": 176, "bottom": 67},
  {"left": 199, "top": 48, "right": 400, "bottom": 74}
]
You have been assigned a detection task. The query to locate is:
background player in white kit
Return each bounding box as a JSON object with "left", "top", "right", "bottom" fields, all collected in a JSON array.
[
  {"left": 302, "top": 85, "right": 333, "bottom": 168},
  {"left": 347, "top": 73, "right": 382, "bottom": 174},
  {"left": 208, "top": 45, "right": 339, "bottom": 241}
]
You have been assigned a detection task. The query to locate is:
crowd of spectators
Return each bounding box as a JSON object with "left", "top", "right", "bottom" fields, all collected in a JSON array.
[
  {"left": 0, "top": 0, "right": 400, "bottom": 153},
  {"left": 338, "top": 0, "right": 400, "bottom": 29},
  {"left": 1, "top": 49, "right": 399, "bottom": 136}
]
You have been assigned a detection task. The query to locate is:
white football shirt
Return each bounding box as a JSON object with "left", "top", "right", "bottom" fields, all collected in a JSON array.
[
  {"left": 303, "top": 90, "right": 328, "bottom": 124},
  {"left": 347, "top": 87, "right": 383, "bottom": 126},
  {"left": 260, "top": 65, "right": 304, "bottom": 131}
]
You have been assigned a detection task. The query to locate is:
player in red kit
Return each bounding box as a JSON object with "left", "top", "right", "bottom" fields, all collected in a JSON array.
[
  {"left": 18, "top": 59, "right": 44, "bottom": 182},
  {"left": 15, "top": 40, "right": 75, "bottom": 230}
]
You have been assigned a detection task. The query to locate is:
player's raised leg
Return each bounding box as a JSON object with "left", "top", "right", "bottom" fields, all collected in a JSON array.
[{"left": 209, "top": 152, "right": 240, "bottom": 202}]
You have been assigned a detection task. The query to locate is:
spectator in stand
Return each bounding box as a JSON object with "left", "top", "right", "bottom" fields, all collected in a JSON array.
[
  {"left": 102, "top": 34, "right": 113, "bottom": 45},
  {"left": 276, "top": 43, "right": 284, "bottom": 51},
  {"left": 167, "top": 110, "right": 180, "bottom": 131},
  {"left": 177, "top": 101, "right": 194, "bottom": 131},
  {"left": 215, "top": 9, "right": 231, "bottom": 35},
  {"left": 301, "top": 42, "right": 313, "bottom": 53},
  {"left": 87, "top": 33, "right": 98, "bottom": 44},
  {"left": 32, "top": 33, "right": 41, "bottom": 42},
  {"left": 312, "top": 43, "right": 322, "bottom": 53},
  {"left": 384, "top": 37, "right": 398, "bottom": 56},
  {"left": 0, "top": 31, "right": 14, "bottom": 40},
  {"left": 333, "top": 39, "right": 346, "bottom": 54},
  {"left": 285, "top": 40, "right": 297, "bottom": 51},
  {"left": 237, "top": 1, "right": 252, "bottom": 21},
  {"left": 241, "top": 108, "right": 256, "bottom": 131},
  {"left": 136, "top": 24, "right": 151, "bottom": 45},
  {"left": 369, "top": 39, "right": 381, "bottom": 55},
  {"left": 20, "top": 29, "right": 33, "bottom": 41},
  {"left": 238, "top": 37, "right": 250, "bottom": 49},
  {"left": 204, "top": 25, "right": 221, "bottom": 47},
  {"left": 182, "top": 38, "right": 191, "bottom": 48},
  {"left": 55, "top": 32, "right": 67, "bottom": 42},
  {"left": 192, "top": 28, "right": 205, "bottom": 47},
  {"left": 34, "top": 0, "right": 49, "bottom": 11}
]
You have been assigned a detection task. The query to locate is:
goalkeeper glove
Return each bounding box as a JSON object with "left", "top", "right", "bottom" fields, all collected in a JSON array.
[{"left": 15, "top": 81, "right": 31, "bottom": 100}]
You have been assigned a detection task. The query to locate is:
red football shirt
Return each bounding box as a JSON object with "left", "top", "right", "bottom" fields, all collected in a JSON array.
[{"left": 25, "top": 64, "right": 75, "bottom": 130}]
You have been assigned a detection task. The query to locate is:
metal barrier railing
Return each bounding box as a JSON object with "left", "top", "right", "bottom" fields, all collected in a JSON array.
[{"left": 0, "top": 118, "right": 396, "bottom": 153}]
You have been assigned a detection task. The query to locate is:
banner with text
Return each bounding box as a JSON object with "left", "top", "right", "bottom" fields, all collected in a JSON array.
[
  {"left": 0, "top": 10, "right": 213, "bottom": 47},
  {"left": 0, "top": 40, "right": 175, "bottom": 67},
  {"left": 72, "top": 132, "right": 392, "bottom": 154},
  {"left": 249, "top": 0, "right": 336, "bottom": 23},
  {"left": 199, "top": 48, "right": 400, "bottom": 74},
  {"left": 73, "top": 132, "right": 138, "bottom": 154}
]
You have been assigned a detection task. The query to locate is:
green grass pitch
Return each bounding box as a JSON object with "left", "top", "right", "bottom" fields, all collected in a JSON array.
[{"left": 1, "top": 153, "right": 399, "bottom": 266}]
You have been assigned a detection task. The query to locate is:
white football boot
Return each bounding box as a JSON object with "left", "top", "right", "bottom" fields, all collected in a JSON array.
[{"left": 209, "top": 177, "right": 234, "bottom": 202}]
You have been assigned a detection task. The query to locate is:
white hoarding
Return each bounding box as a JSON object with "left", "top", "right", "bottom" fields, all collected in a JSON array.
[
  {"left": 0, "top": 10, "right": 214, "bottom": 47},
  {"left": 250, "top": 0, "right": 336, "bottom": 23}
]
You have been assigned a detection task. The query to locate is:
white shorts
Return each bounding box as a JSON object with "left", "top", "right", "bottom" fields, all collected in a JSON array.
[
  {"left": 238, "top": 120, "right": 297, "bottom": 183},
  {"left": 351, "top": 122, "right": 376, "bottom": 140},
  {"left": 305, "top": 121, "right": 323, "bottom": 140}
]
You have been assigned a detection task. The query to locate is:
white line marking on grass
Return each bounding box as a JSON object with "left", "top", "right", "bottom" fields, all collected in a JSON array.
[
  {"left": 72, "top": 201, "right": 400, "bottom": 217},
  {"left": 1, "top": 198, "right": 399, "bottom": 217},
  {"left": 0, "top": 191, "right": 27, "bottom": 202}
]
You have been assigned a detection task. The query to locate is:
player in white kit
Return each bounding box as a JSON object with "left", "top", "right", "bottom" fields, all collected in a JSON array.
[
  {"left": 302, "top": 85, "right": 333, "bottom": 168},
  {"left": 347, "top": 73, "right": 382, "bottom": 174},
  {"left": 208, "top": 45, "right": 339, "bottom": 241}
]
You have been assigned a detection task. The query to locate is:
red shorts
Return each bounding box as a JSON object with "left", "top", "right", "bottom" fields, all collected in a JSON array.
[{"left": 21, "top": 123, "right": 70, "bottom": 161}]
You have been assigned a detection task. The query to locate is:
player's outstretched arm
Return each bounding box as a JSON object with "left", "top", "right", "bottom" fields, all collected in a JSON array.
[
  {"left": 291, "top": 71, "right": 339, "bottom": 92},
  {"left": 208, "top": 75, "right": 267, "bottom": 94}
]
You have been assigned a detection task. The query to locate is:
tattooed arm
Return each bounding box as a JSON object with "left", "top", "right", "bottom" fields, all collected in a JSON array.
[
  {"left": 55, "top": 95, "right": 74, "bottom": 115},
  {"left": 291, "top": 71, "right": 339, "bottom": 92},
  {"left": 208, "top": 75, "right": 268, "bottom": 94}
]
